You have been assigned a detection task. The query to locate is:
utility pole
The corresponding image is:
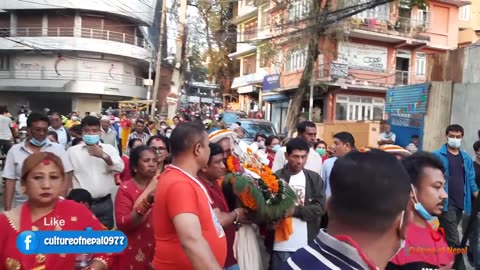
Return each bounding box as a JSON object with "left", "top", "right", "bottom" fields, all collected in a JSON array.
[
  {"left": 150, "top": 0, "right": 167, "bottom": 120},
  {"left": 167, "top": 0, "right": 188, "bottom": 119}
]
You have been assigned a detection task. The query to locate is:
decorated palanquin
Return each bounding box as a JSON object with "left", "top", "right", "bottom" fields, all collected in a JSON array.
[
  {"left": 0, "top": 199, "right": 115, "bottom": 270},
  {"left": 223, "top": 140, "right": 297, "bottom": 224}
]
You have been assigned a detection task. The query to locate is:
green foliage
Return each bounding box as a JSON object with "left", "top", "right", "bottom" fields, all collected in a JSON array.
[
  {"left": 187, "top": 45, "right": 208, "bottom": 81},
  {"left": 224, "top": 173, "right": 298, "bottom": 223},
  {"left": 408, "top": 0, "right": 429, "bottom": 10},
  {"left": 258, "top": 42, "right": 278, "bottom": 68}
]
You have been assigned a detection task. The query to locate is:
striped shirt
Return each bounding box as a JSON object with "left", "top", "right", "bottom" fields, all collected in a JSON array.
[
  {"left": 127, "top": 131, "right": 150, "bottom": 144},
  {"left": 282, "top": 229, "right": 378, "bottom": 270}
]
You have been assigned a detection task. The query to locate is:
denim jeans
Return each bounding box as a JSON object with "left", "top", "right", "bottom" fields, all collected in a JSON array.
[
  {"left": 463, "top": 213, "right": 480, "bottom": 269},
  {"left": 270, "top": 251, "right": 294, "bottom": 270},
  {"left": 224, "top": 264, "right": 240, "bottom": 270},
  {"left": 439, "top": 205, "right": 465, "bottom": 269}
]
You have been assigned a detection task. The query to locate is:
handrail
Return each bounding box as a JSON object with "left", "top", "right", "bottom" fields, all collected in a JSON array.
[
  {"left": 0, "top": 69, "right": 145, "bottom": 87},
  {"left": 351, "top": 11, "right": 431, "bottom": 32},
  {"left": 0, "top": 26, "right": 150, "bottom": 49}
]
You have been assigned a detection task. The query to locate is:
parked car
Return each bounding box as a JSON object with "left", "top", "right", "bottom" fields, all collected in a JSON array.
[
  {"left": 238, "top": 119, "right": 277, "bottom": 145},
  {"left": 221, "top": 111, "right": 247, "bottom": 126}
]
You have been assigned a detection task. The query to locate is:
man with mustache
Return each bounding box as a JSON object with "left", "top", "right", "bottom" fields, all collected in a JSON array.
[{"left": 388, "top": 152, "right": 453, "bottom": 270}]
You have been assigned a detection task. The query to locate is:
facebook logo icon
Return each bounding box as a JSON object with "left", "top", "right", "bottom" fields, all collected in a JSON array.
[{"left": 16, "top": 231, "right": 38, "bottom": 254}]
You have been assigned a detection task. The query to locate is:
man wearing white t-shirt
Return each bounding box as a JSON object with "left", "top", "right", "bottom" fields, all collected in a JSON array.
[
  {"left": 270, "top": 138, "right": 326, "bottom": 269},
  {"left": 272, "top": 121, "right": 323, "bottom": 175}
]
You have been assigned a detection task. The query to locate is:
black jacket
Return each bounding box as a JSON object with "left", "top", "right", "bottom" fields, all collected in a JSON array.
[{"left": 275, "top": 166, "right": 326, "bottom": 243}]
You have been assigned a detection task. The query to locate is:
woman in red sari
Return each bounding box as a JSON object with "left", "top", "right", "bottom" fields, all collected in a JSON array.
[
  {"left": 0, "top": 152, "right": 114, "bottom": 270},
  {"left": 147, "top": 135, "right": 170, "bottom": 177},
  {"left": 116, "top": 138, "right": 144, "bottom": 184},
  {"left": 114, "top": 145, "right": 157, "bottom": 270}
]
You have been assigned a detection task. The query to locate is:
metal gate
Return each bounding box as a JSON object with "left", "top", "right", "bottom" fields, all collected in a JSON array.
[{"left": 389, "top": 114, "right": 424, "bottom": 151}]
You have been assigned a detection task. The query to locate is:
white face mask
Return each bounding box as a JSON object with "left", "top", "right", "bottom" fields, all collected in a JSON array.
[
  {"left": 166, "top": 132, "right": 172, "bottom": 138},
  {"left": 258, "top": 141, "right": 265, "bottom": 149},
  {"left": 447, "top": 137, "right": 462, "bottom": 148}
]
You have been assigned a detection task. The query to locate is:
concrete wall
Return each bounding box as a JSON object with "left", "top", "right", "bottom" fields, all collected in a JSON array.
[
  {"left": 423, "top": 81, "right": 453, "bottom": 151},
  {"left": 450, "top": 83, "right": 480, "bottom": 157},
  {"left": 463, "top": 46, "right": 480, "bottom": 83}
]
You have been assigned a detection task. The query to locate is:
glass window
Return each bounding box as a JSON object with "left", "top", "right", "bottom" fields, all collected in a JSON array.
[
  {"left": 285, "top": 46, "right": 306, "bottom": 72},
  {"left": 240, "top": 122, "right": 276, "bottom": 140},
  {"left": 349, "top": 96, "right": 361, "bottom": 102},
  {"left": 336, "top": 102, "right": 347, "bottom": 120},
  {"left": 335, "top": 94, "right": 385, "bottom": 121},
  {"left": 287, "top": 0, "right": 311, "bottom": 22},
  {"left": 416, "top": 52, "right": 426, "bottom": 75},
  {"left": 460, "top": 5, "right": 471, "bottom": 21},
  {"left": 373, "top": 105, "right": 384, "bottom": 120}
]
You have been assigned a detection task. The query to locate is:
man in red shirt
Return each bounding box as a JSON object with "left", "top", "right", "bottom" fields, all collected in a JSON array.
[
  {"left": 388, "top": 152, "right": 453, "bottom": 270},
  {"left": 152, "top": 122, "right": 227, "bottom": 270},
  {"left": 198, "top": 142, "right": 248, "bottom": 270}
]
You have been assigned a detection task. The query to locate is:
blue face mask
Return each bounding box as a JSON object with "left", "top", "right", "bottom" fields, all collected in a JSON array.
[
  {"left": 30, "top": 138, "right": 48, "bottom": 147},
  {"left": 83, "top": 134, "right": 100, "bottom": 145},
  {"left": 411, "top": 185, "right": 434, "bottom": 221},
  {"left": 271, "top": 145, "right": 282, "bottom": 153}
]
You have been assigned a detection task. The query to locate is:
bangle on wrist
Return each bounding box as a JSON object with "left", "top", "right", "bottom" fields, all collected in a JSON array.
[
  {"left": 135, "top": 198, "right": 153, "bottom": 216},
  {"left": 233, "top": 209, "right": 240, "bottom": 226}
]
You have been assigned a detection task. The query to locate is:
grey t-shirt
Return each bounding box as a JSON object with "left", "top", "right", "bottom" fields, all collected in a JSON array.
[{"left": 0, "top": 115, "right": 12, "bottom": 140}]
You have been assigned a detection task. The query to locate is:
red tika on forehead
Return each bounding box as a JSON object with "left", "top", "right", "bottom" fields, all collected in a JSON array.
[
  {"left": 41, "top": 159, "right": 51, "bottom": 165},
  {"left": 155, "top": 138, "right": 161, "bottom": 142}
]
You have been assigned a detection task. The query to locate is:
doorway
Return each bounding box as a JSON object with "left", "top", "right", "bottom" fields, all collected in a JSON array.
[{"left": 395, "top": 50, "right": 411, "bottom": 85}]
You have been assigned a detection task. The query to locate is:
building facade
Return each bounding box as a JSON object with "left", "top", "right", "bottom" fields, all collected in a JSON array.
[
  {"left": 458, "top": 2, "right": 479, "bottom": 46},
  {"left": 229, "top": 0, "right": 469, "bottom": 133},
  {"left": 0, "top": 0, "right": 156, "bottom": 115}
]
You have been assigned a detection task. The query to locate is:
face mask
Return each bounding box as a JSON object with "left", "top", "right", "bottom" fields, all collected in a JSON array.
[
  {"left": 476, "top": 152, "right": 480, "bottom": 158},
  {"left": 271, "top": 145, "right": 281, "bottom": 153},
  {"left": 258, "top": 141, "right": 265, "bottom": 149},
  {"left": 447, "top": 137, "right": 462, "bottom": 148},
  {"left": 166, "top": 132, "right": 172, "bottom": 138},
  {"left": 30, "top": 138, "right": 47, "bottom": 147},
  {"left": 83, "top": 134, "right": 100, "bottom": 145},
  {"left": 316, "top": 148, "right": 326, "bottom": 156},
  {"left": 411, "top": 185, "right": 434, "bottom": 221},
  {"left": 160, "top": 125, "right": 167, "bottom": 129},
  {"left": 390, "top": 210, "right": 406, "bottom": 261}
]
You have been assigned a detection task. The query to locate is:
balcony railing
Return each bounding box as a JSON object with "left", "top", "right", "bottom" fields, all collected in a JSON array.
[
  {"left": 0, "top": 69, "right": 144, "bottom": 87},
  {"left": 0, "top": 27, "right": 150, "bottom": 49},
  {"left": 394, "top": 70, "right": 410, "bottom": 85},
  {"left": 317, "top": 63, "right": 421, "bottom": 87},
  {"left": 349, "top": 11, "right": 430, "bottom": 39}
]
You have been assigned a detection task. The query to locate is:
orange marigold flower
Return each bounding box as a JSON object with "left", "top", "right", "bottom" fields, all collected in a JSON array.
[
  {"left": 239, "top": 188, "right": 257, "bottom": 210},
  {"left": 226, "top": 156, "right": 236, "bottom": 172}
]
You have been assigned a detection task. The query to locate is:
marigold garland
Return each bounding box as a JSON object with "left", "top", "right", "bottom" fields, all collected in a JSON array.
[
  {"left": 226, "top": 156, "right": 236, "bottom": 172},
  {"left": 245, "top": 165, "right": 279, "bottom": 193},
  {"left": 223, "top": 154, "right": 297, "bottom": 222},
  {"left": 238, "top": 187, "right": 257, "bottom": 210}
]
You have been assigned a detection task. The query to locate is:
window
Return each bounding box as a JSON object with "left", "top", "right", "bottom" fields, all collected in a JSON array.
[
  {"left": 287, "top": 0, "right": 311, "bottom": 22},
  {"left": 243, "top": 55, "right": 256, "bottom": 75},
  {"left": 242, "top": 20, "right": 257, "bottom": 41},
  {"left": 335, "top": 95, "right": 385, "bottom": 121},
  {"left": 285, "top": 46, "right": 306, "bottom": 72},
  {"left": 0, "top": 55, "right": 9, "bottom": 71},
  {"left": 353, "top": 1, "right": 389, "bottom": 21},
  {"left": 460, "top": 5, "right": 471, "bottom": 21},
  {"left": 415, "top": 8, "right": 429, "bottom": 28},
  {"left": 416, "top": 52, "right": 426, "bottom": 76}
]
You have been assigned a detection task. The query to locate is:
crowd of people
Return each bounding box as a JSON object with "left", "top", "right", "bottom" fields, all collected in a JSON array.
[{"left": 1, "top": 105, "right": 480, "bottom": 270}]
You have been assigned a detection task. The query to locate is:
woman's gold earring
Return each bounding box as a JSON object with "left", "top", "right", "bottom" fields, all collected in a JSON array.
[{"left": 21, "top": 186, "right": 27, "bottom": 194}]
